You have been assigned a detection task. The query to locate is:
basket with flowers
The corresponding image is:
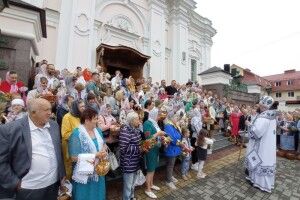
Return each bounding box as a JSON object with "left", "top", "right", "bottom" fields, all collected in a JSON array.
[
  {"left": 176, "top": 140, "right": 194, "bottom": 156},
  {"left": 40, "top": 92, "right": 57, "bottom": 103},
  {"left": 141, "top": 138, "right": 157, "bottom": 152}
]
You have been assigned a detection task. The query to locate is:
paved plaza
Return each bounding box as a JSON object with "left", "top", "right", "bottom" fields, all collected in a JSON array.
[{"left": 107, "top": 147, "right": 300, "bottom": 200}]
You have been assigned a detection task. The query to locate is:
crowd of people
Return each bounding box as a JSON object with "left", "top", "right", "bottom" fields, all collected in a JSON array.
[{"left": 0, "top": 60, "right": 299, "bottom": 200}]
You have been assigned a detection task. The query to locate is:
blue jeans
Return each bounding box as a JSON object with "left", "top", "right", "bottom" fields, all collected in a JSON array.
[
  {"left": 181, "top": 156, "right": 191, "bottom": 176},
  {"left": 123, "top": 172, "right": 138, "bottom": 200}
]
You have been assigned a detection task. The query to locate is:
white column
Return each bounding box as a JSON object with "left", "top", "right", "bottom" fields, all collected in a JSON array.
[
  {"left": 148, "top": 0, "right": 166, "bottom": 82},
  {"left": 55, "top": 0, "right": 74, "bottom": 69},
  {"left": 168, "top": 7, "right": 189, "bottom": 83},
  {"left": 55, "top": 0, "right": 96, "bottom": 71}
]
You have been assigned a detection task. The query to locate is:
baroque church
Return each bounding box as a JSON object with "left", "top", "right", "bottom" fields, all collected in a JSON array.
[{"left": 0, "top": 0, "right": 216, "bottom": 83}]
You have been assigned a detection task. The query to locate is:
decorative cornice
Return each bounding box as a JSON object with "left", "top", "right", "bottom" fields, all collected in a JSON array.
[
  {"left": 1, "top": 5, "right": 43, "bottom": 42},
  {"left": 189, "top": 11, "right": 217, "bottom": 38}
]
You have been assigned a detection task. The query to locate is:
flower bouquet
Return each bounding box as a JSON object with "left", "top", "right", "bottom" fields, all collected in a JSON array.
[
  {"left": 176, "top": 140, "right": 194, "bottom": 156},
  {"left": 141, "top": 138, "right": 157, "bottom": 152},
  {"left": 161, "top": 135, "right": 172, "bottom": 146}
]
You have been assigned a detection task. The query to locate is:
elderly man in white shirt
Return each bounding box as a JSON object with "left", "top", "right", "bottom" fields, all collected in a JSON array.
[{"left": 0, "top": 98, "right": 65, "bottom": 200}]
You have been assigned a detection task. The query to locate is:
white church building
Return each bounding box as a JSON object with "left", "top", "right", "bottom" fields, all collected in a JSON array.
[{"left": 0, "top": 0, "right": 216, "bottom": 84}]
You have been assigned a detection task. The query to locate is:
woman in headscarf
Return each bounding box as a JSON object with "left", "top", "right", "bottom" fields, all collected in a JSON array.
[
  {"left": 61, "top": 99, "right": 86, "bottom": 179},
  {"left": 143, "top": 99, "right": 155, "bottom": 123},
  {"left": 0, "top": 71, "right": 24, "bottom": 94},
  {"left": 103, "top": 88, "right": 119, "bottom": 116},
  {"left": 164, "top": 111, "right": 182, "bottom": 190},
  {"left": 56, "top": 95, "right": 74, "bottom": 128},
  {"left": 189, "top": 100, "right": 203, "bottom": 171},
  {"left": 4, "top": 98, "right": 27, "bottom": 123},
  {"left": 98, "top": 104, "right": 117, "bottom": 138},
  {"left": 119, "top": 112, "right": 142, "bottom": 200},
  {"left": 245, "top": 96, "right": 277, "bottom": 193},
  {"left": 143, "top": 108, "right": 165, "bottom": 198},
  {"left": 27, "top": 76, "right": 51, "bottom": 102}
]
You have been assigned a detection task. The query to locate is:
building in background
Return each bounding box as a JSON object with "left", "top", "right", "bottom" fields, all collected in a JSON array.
[
  {"left": 230, "top": 64, "right": 272, "bottom": 97},
  {"left": 264, "top": 69, "right": 300, "bottom": 111},
  {"left": 0, "top": 0, "right": 46, "bottom": 84},
  {"left": 1, "top": 0, "right": 216, "bottom": 84}
]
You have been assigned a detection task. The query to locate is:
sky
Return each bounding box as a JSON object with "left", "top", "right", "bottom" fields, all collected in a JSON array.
[{"left": 195, "top": 0, "right": 300, "bottom": 76}]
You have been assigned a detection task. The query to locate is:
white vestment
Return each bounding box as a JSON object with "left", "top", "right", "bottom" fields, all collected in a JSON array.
[{"left": 245, "top": 110, "right": 277, "bottom": 193}]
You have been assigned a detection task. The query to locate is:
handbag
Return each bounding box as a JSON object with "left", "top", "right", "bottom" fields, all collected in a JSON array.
[
  {"left": 107, "top": 147, "right": 119, "bottom": 171},
  {"left": 134, "top": 170, "right": 146, "bottom": 186}
]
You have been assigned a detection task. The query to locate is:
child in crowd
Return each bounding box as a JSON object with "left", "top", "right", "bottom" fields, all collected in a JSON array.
[
  {"left": 181, "top": 127, "right": 193, "bottom": 180},
  {"left": 195, "top": 129, "right": 214, "bottom": 178}
]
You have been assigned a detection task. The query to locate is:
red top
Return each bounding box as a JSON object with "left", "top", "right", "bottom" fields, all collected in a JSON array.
[
  {"left": 230, "top": 112, "right": 242, "bottom": 136},
  {"left": 0, "top": 80, "right": 24, "bottom": 94}
]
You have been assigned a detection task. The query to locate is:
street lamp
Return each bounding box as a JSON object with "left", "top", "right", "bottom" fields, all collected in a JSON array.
[{"left": 0, "top": 0, "right": 9, "bottom": 12}]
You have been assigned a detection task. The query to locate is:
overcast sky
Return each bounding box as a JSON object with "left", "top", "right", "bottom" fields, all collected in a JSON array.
[{"left": 195, "top": 0, "right": 300, "bottom": 76}]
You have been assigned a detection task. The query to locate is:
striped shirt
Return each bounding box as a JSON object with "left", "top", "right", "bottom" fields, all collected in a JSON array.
[{"left": 119, "top": 125, "right": 142, "bottom": 173}]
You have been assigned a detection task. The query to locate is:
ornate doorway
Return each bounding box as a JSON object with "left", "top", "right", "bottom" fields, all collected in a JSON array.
[{"left": 96, "top": 43, "right": 150, "bottom": 80}]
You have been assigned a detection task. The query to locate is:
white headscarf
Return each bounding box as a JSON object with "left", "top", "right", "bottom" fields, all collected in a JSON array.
[{"left": 148, "top": 108, "right": 161, "bottom": 132}]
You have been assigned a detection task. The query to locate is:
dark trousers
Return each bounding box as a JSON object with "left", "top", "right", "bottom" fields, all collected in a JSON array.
[
  {"left": 16, "top": 182, "right": 59, "bottom": 200},
  {"left": 166, "top": 156, "right": 176, "bottom": 183},
  {"left": 190, "top": 137, "right": 198, "bottom": 164}
]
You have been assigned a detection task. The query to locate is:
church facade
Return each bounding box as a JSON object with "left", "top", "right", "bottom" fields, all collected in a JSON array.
[{"left": 1, "top": 0, "right": 216, "bottom": 83}]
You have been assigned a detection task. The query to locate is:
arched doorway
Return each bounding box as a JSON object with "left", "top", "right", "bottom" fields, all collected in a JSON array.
[{"left": 96, "top": 43, "right": 150, "bottom": 80}]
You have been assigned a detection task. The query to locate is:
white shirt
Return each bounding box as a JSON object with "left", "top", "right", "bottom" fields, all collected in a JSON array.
[
  {"left": 196, "top": 137, "right": 214, "bottom": 149},
  {"left": 21, "top": 117, "right": 58, "bottom": 189}
]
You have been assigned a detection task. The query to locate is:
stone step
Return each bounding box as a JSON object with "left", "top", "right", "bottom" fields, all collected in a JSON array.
[
  {"left": 212, "top": 132, "right": 234, "bottom": 151},
  {"left": 213, "top": 139, "right": 234, "bottom": 151}
]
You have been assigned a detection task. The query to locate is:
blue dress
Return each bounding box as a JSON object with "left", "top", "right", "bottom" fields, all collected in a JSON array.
[{"left": 69, "top": 128, "right": 106, "bottom": 200}]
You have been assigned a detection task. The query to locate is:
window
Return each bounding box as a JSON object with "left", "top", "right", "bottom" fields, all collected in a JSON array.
[
  {"left": 275, "top": 93, "right": 281, "bottom": 98},
  {"left": 288, "top": 91, "right": 294, "bottom": 97},
  {"left": 287, "top": 80, "right": 293, "bottom": 85},
  {"left": 191, "top": 59, "right": 197, "bottom": 82},
  {"left": 275, "top": 81, "right": 281, "bottom": 86}
]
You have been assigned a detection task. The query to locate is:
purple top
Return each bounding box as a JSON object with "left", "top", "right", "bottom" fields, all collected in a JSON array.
[{"left": 119, "top": 125, "right": 142, "bottom": 173}]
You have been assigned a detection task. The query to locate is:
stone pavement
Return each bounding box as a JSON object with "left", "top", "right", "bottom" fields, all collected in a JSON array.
[{"left": 107, "top": 147, "right": 300, "bottom": 200}]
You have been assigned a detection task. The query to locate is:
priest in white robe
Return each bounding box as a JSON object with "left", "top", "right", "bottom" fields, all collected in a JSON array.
[{"left": 245, "top": 96, "right": 277, "bottom": 193}]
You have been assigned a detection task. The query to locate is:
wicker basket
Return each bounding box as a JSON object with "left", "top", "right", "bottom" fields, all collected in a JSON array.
[
  {"left": 276, "top": 150, "right": 286, "bottom": 157},
  {"left": 110, "top": 125, "right": 120, "bottom": 136},
  {"left": 95, "top": 159, "right": 110, "bottom": 176},
  {"left": 285, "top": 151, "right": 297, "bottom": 160},
  {"left": 40, "top": 94, "right": 57, "bottom": 103},
  {"left": 204, "top": 117, "right": 214, "bottom": 125}
]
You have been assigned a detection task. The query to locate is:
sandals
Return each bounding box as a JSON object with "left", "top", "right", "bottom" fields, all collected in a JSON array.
[{"left": 145, "top": 191, "right": 157, "bottom": 199}]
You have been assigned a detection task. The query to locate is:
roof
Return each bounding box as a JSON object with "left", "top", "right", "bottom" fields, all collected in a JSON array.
[
  {"left": 96, "top": 43, "right": 150, "bottom": 65},
  {"left": 230, "top": 64, "right": 272, "bottom": 88},
  {"left": 198, "top": 66, "right": 229, "bottom": 75},
  {"left": 263, "top": 70, "right": 300, "bottom": 81},
  {"left": 263, "top": 70, "right": 300, "bottom": 92},
  {"left": 8, "top": 0, "right": 47, "bottom": 38}
]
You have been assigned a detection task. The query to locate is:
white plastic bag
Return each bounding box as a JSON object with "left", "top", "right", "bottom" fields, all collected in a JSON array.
[
  {"left": 134, "top": 170, "right": 146, "bottom": 186},
  {"left": 108, "top": 150, "right": 119, "bottom": 171}
]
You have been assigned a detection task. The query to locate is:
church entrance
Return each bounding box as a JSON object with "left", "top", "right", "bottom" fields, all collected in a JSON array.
[{"left": 96, "top": 43, "right": 150, "bottom": 80}]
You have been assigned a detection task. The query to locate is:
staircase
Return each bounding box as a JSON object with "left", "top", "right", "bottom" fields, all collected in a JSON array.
[
  {"left": 212, "top": 131, "right": 249, "bottom": 152},
  {"left": 212, "top": 131, "right": 234, "bottom": 151}
]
